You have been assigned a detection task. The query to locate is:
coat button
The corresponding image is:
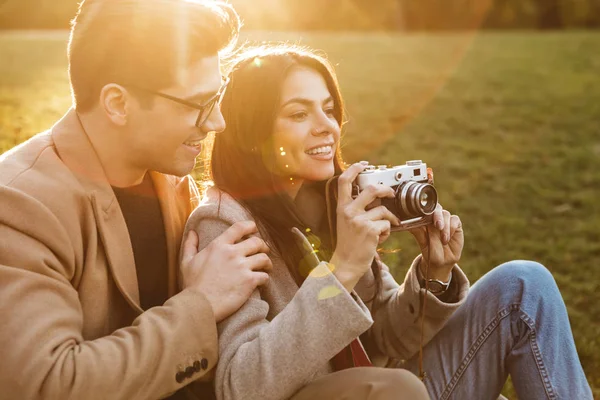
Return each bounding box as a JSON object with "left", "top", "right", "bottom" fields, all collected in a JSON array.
[
  {"left": 175, "top": 371, "right": 186, "bottom": 383},
  {"left": 201, "top": 358, "right": 209, "bottom": 370},
  {"left": 185, "top": 366, "right": 195, "bottom": 378},
  {"left": 193, "top": 360, "right": 201, "bottom": 372}
]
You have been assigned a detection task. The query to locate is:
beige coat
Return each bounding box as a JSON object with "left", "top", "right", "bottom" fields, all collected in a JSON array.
[
  {"left": 184, "top": 187, "right": 471, "bottom": 400},
  {"left": 0, "top": 110, "right": 218, "bottom": 400}
]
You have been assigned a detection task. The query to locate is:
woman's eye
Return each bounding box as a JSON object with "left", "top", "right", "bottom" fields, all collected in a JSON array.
[
  {"left": 324, "top": 108, "right": 336, "bottom": 117},
  {"left": 290, "top": 111, "right": 308, "bottom": 121}
]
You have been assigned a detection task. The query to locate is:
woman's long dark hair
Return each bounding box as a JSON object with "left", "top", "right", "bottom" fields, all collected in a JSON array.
[{"left": 204, "top": 44, "right": 382, "bottom": 301}]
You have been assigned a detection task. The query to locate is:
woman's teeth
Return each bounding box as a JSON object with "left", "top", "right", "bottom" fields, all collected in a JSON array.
[
  {"left": 305, "top": 145, "right": 332, "bottom": 155},
  {"left": 184, "top": 140, "right": 202, "bottom": 147}
]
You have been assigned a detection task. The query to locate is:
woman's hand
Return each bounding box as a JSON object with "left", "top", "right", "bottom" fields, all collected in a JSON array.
[
  {"left": 409, "top": 204, "right": 464, "bottom": 282},
  {"left": 330, "top": 162, "right": 400, "bottom": 292}
]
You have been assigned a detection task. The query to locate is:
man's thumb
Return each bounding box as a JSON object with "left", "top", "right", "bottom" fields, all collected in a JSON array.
[{"left": 181, "top": 230, "right": 199, "bottom": 265}]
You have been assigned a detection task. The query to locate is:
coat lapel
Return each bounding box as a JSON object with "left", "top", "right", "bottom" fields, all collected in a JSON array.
[{"left": 52, "top": 109, "right": 142, "bottom": 313}]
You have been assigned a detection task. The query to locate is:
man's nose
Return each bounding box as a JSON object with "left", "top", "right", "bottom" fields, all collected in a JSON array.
[{"left": 201, "top": 105, "right": 226, "bottom": 134}]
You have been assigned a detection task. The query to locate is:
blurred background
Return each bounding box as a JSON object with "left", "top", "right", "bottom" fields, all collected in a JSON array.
[{"left": 1, "top": 1, "right": 599, "bottom": 398}]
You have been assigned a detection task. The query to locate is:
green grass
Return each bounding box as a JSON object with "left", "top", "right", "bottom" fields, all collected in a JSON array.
[{"left": 1, "top": 30, "right": 599, "bottom": 398}]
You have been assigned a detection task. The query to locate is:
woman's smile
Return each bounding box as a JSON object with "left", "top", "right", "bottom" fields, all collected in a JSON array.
[{"left": 305, "top": 143, "right": 335, "bottom": 161}]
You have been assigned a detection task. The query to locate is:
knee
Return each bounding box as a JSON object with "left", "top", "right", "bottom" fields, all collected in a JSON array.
[
  {"left": 488, "top": 260, "right": 560, "bottom": 300},
  {"left": 497, "top": 260, "right": 555, "bottom": 287},
  {"left": 375, "top": 369, "right": 429, "bottom": 400}
]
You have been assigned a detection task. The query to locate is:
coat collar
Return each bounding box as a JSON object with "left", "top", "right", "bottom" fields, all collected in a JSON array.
[
  {"left": 52, "top": 109, "right": 195, "bottom": 313},
  {"left": 52, "top": 109, "right": 118, "bottom": 213}
]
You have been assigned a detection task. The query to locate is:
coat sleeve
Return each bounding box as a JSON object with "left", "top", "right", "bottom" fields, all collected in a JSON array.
[
  {"left": 185, "top": 202, "right": 374, "bottom": 400},
  {"left": 0, "top": 185, "right": 219, "bottom": 400},
  {"left": 355, "top": 255, "right": 470, "bottom": 361}
]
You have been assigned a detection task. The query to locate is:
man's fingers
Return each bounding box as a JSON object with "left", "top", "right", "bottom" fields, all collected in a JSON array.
[
  {"left": 251, "top": 271, "right": 270, "bottom": 287},
  {"left": 364, "top": 205, "right": 400, "bottom": 226},
  {"left": 337, "top": 162, "right": 368, "bottom": 207},
  {"left": 234, "top": 235, "right": 270, "bottom": 257},
  {"left": 181, "top": 230, "right": 199, "bottom": 266},
  {"left": 353, "top": 184, "right": 395, "bottom": 211},
  {"left": 246, "top": 252, "right": 273, "bottom": 272},
  {"left": 217, "top": 220, "right": 258, "bottom": 245}
]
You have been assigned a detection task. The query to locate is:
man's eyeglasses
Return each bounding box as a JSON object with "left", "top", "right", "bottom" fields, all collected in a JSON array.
[{"left": 123, "top": 77, "right": 230, "bottom": 128}]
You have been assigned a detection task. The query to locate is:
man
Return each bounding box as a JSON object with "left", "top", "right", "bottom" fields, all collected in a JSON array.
[{"left": 0, "top": 1, "right": 272, "bottom": 399}]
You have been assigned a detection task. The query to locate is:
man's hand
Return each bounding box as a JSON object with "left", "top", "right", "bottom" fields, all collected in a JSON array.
[
  {"left": 180, "top": 221, "right": 273, "bottom": 322},
  {"left": 409, "top": 204, "right": 464, "bottom": 282}
]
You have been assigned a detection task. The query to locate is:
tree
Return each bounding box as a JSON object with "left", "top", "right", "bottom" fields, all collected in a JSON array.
[{"left": 536, "top": 0, "right": 563, "bottom": 29}]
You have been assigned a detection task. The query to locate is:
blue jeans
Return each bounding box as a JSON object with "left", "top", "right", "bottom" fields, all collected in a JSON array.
[{"left": 402, "top": 260, "right": 593, "bottom": 400}]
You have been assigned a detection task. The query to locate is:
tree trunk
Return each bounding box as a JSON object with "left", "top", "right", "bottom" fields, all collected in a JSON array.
[{"left": 537, "top": 0, "right": 562, "bottom": 29}]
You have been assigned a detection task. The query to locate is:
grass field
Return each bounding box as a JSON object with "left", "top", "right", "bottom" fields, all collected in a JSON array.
[{"left": 1, "top": 30, "right": 599, "bottom": 398}]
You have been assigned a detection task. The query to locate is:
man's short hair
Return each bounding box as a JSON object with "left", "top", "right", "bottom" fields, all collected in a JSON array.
[{"left": 68, "top": 0, "right": 240, "bottom": 112}]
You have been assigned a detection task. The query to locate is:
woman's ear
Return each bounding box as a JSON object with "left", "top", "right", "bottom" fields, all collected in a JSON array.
[{"left": 99, "top": 84, "right": 130, "bottom": 126}]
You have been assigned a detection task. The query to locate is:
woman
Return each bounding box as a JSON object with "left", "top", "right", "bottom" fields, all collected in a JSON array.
[{"left": 184, "top": 45, "right": 592, "bottom": 400}]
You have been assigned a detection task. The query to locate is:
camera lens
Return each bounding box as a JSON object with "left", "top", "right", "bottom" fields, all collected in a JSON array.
[
  {"left": 396, "top": 181, "right": 438, "bottom": 219},
  {"left": 420, "top": 192, "right": 429, "bottom": 207},
  {"left": 415, "top": 184, "right": 437, "bottom": 215}
]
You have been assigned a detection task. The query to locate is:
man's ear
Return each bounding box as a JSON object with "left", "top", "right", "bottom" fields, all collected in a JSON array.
[{"left": 99, "top": 84, "right": 130, "bottom": 126}]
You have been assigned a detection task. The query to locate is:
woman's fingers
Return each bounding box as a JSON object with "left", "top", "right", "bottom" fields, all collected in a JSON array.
[
  {"left": 407, "top": 225, "right": 427, "bottom": 247},
  {"left": 337, "top": 162, "right": 368, "bottom": 207},
  {"left": 432, "top": 203, "right": 444, "bottom": 231},
  {"left": 364, "top": 205, "right": 400, "bottom": 226},
  {"left": 372, "top": 219, "right": 392, "bottom": 237},
  {"left": 449, "top": 214, "right": 463, "bottom": 241},
  {"left": 378, "top": 231, "right": 391, "bottom": 244},
  {"left": 441, "top": 210, "right": 451, "bottom": 244},
  {"left": 352, "top": 184, "right": 395, "bottom": 211}
]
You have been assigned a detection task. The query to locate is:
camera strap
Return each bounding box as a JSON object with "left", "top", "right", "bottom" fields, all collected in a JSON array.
[{"left": 324, "top": 176, "right": 339, "bottom": 248}]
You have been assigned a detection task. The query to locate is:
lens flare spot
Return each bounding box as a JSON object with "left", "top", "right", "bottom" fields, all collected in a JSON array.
[
  {"left": 253, "top": 57, "right": 262, "bottom": 67},
  {"left": 308, "top": 262, "right": 335, "bottom": 278},
  {"left": 318, "top": 285, "right": 342, "bottom": 300},
  {"left": 285, "top": 164, "right": 289, "bottom": 168},
  {"left": 281, "top": 151, "right": 286, "bottom": 156}
]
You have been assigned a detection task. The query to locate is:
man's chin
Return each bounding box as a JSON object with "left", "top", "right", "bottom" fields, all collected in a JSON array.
[{"left": 154, "top": 163, "right": 196, "bottom": 177}]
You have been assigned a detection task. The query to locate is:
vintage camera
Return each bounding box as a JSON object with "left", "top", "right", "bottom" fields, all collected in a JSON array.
[{"left": 353, "top": 160, "right": 437, "bottom": 231}]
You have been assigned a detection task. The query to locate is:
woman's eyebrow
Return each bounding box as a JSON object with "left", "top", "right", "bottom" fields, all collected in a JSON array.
[
  {"left": 281, "top": 96, "right": 334, "bottom": 108},
  {"left": 322, "top": 96, "right": 334, "bottom": 105}
]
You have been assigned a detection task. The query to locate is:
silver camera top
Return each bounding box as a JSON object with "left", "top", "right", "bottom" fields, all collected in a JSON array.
[{"left": 356, "top": 160, "right": 429, "bottom": 189}]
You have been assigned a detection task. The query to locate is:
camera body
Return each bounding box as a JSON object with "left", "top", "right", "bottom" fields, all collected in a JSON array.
[{"left": 354, "top": 160, "right": 438, "bottom": 231}]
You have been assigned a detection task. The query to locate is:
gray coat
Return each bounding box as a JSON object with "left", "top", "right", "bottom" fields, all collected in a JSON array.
[{"left": 184, "top": 187, "right": 470, "bottom": 400}]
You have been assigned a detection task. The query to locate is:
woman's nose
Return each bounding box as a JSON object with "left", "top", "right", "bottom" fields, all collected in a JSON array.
[{"left": 312, "top": 111, "right": 339, "bottom": 136}]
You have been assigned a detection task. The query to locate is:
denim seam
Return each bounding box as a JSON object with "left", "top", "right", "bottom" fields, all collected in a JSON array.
[
  {"left": 439, "top": 304, "right": 519, "bottom": 400},
  {"left": 439, "top": 303, "right": 559, "bottom": 400},
  {"left": 518, "top": 310, "right": 558, "bottom": 399}
]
